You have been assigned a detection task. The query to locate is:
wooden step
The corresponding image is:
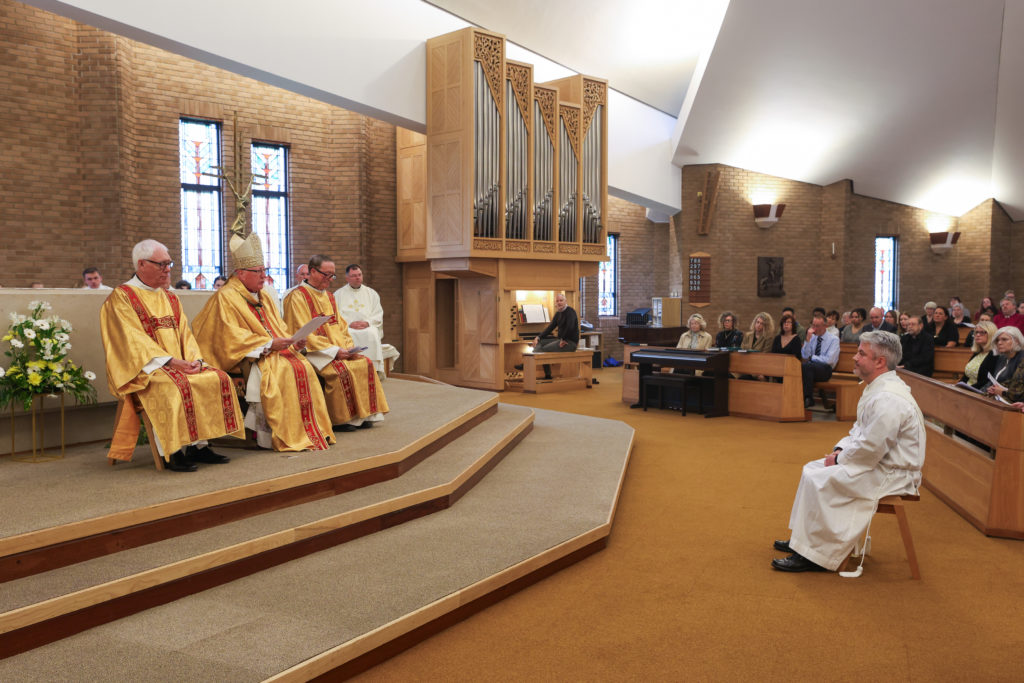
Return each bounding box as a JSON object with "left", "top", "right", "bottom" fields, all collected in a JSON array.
[{"left": 0, "top": 405, "right": 534, "bottom": 660}]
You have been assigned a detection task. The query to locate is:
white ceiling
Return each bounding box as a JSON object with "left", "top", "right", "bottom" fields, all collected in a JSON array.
[{"left": 431, "top": 0, "right": 1024, "bottom": 220}]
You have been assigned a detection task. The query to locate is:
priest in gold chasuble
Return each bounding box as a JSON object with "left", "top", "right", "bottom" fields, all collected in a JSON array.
[
  {"left": 100, "top": 240, "right": 244, "bottom": 471},
  {"left": 191, "top": 234, "right": 334, "bottom": 452},
  {"left": 283, "top": 255, "right": 389, "bottom": 431}
]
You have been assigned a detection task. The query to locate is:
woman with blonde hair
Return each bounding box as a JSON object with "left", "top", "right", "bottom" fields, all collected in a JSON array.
[
  {"left": 677, "top": 313, "right": 713, "bottom": 350},
  {"left": 960, "top": 320, "right": 998, "bottom": 389},
  {"left": 742, "top": 311, "right": 775, "bottom": 352}
]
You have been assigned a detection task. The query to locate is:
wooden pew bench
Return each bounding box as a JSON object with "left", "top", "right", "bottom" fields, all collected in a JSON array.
[
  {"left": 814, "top": 343, "right": 864, "bottom": 420},
  {"left": 522, "top": 349, "right": 594, "bottom": 393}
]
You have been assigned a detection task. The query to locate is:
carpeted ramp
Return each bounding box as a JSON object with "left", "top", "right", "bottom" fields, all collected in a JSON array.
[{"left": 0, "top": 381, "right": 634, "bottom": 679}]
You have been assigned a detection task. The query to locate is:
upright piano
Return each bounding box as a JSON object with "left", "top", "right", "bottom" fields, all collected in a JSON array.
[{"left": 629, "top": 346, "right": 731, "bottom": 417}]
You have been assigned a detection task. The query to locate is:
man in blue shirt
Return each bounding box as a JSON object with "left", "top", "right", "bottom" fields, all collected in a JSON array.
[{"left": 801, "top": 312, "right": 840, "bottom": 408}]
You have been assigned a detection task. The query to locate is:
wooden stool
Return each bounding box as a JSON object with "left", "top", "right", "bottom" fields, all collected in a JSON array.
[
  {"left": 842, "top": 494, "right": 921, "bottom": 579},
  {"left": 108, "top": 397, "right": 165, "bottom": 471}
]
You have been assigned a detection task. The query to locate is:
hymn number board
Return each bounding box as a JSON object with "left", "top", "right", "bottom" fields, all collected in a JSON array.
[{"left": 688, "top": 252, "right": 710, "bottom": 307}]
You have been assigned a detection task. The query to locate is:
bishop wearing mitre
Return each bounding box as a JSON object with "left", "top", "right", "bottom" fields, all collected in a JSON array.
[
  {"left": 283, "top": 255, "right": 389, "bottom": 431},
  {"left": 101, "top": 239, "right": 244, "bottom": 472},
  {"left": 191, "top": 233, "right": 335, "bottom": 452}
]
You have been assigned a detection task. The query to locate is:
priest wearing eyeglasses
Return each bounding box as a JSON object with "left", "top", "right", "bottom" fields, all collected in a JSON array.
[
  {"left": 191, "top": 233, "right": 334, "bottom": 452},
  {"left": 100, "top": 239, "right": 244, "bottom": 471},
  {"left": 283, "top": 255, "right": 388, "bottom": 432}
]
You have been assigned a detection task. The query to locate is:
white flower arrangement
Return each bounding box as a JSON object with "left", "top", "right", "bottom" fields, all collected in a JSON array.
[{"left": 0, "top": 301, "right": 97, "bottom": 410}]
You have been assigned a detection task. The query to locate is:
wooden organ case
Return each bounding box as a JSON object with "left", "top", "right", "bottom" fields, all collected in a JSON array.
[{"left": 398, "top": 27, "right": 608, "bottom": 390}]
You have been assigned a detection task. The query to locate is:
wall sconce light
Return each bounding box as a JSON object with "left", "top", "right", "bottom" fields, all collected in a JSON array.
[
  {"left": 753, "top": 203, "right": 785, "bottom": 229},
  {"left": 929, "top": 231, "right": 960, "bottom": 254}
]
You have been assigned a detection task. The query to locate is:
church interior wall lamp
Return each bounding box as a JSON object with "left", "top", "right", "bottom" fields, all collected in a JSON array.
[
  {"left": 753, "top": 203, "right": 785, "bottom": 229},
  {"left": 929, "top": 231, "right": 961, "bottom": 254},
  {"left": 926, "top": 216, "right": 960, "bottom": 254}
]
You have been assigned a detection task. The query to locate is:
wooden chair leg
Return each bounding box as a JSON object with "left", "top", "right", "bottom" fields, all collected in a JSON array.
[
  {"left": 892, "top": 504, "right": 921, "bottom": 579},
  {"left": 138, "top": 411, "right": 165, "bottom": 471}
]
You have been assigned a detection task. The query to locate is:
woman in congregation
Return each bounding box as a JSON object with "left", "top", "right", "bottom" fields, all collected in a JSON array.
[
  {"left": 840, "top": 307, "right": 868, "bottom": 343},
  {"left": 982, "top": 327, "right": 1024, "bottom": 402},
  {"left": 973, "top": 296, "right": 994, "bottom": 322},
  {"left": 928, "top": 305, "right": 960, "bottom": 347},
  {"left": 715, "top": 311, "right": 743, "bottom": 348},
  {"left": 965, "top": 309, "right": 994, "bottom": 348},
  {"left": 771, "top": 313, "right": 802, "bottom": 359},
  {"left": 825, "top": 310, "right": 841, "bottom": 337},
  {"left": 951, "top": 303, "right": 969, "bottom": 327},
  {"left": 676, "top": 313, "right": 713, "bottom": 350},
  {"left": 885, "top": 309, "right": 900, "bottom": 331},
  {"left": 742, "top": 312, "right": 775, "bottom": 352},
  {"left": 960, "top": 321, "right": 998, "bottom": 389},
  {"left": 898, "top": 311, "right": 912, "bottom": 335}
]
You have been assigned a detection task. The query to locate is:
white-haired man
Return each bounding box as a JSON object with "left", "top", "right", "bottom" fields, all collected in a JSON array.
[
  {"left": 100, "top": 240, "right": 244, "bottom": 471},
  {"left": 773, "top": 331, "right": 926, "bottom": 572}
]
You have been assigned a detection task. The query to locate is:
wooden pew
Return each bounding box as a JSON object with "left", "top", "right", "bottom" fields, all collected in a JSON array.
[
  {"left": 898, "top": 369, "right": 1024, "bottom": 539},
  {"left": 621, "top": 348, "right": 806, "bottom": 422},
  {"left": 727, "top": 353, "right": 807, "bottom": 422},
  {"left": 815, "top": 342, "right": 863, "bottom": 421}
]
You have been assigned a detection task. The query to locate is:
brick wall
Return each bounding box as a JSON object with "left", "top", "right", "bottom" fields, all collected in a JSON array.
[
  {"left": 0, "top": 0, "right": 400, "bottom": 354},
  {"left": 579, "top": 196, "right": 662, "bottom": 361},
  {"left": 669, "top": 163, "right": 1022, "bottom": 332}
]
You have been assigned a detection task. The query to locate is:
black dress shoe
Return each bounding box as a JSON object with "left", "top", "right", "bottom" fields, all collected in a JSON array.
[
  {"left": 166, "top": 449, "right": 197, "bottom": 472},
  {"left": 186, "top": 445, "right": 230, "bottom": 464},
  {"left": 334, "top": 424, "right": 358, "bottom": 432},
  {"left": 513, "top": 363, "right": 524, "bottom": 371},
  {"left": 773, "top": 539, "right": 793, "bottom": 553},
  {"left": 771, "top": 553, "right": 828, "bottom": 572},
  {"left": 357, "top": 421, "right": 374, "bottom": 429},
  {"left": 804, "top": 397, "right": 815, "bottom": 409}
]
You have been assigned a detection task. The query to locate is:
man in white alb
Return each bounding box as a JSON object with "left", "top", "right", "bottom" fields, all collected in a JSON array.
[
  {"left": 334, "top": 264, "right": 399, "bottom": 376},
  {"left": 772, "top": 330, "right": 926, "bottom": 572}
]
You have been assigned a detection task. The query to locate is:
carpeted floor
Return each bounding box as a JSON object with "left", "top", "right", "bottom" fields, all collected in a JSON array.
[
  {"left": 356, "top": 367, "right": 1024, "bottom": 682},
  {"left": 0, "top": 379, "right": 493, "bottom": 538}
]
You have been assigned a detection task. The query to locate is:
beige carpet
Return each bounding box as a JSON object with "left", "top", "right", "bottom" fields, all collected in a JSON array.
[
  {"left": 0, "top": 400, "right": 634, "bottom": 680},
  {"left": 0, "top": 379, "right": 492, "bottom": 537},
  {"left": 357, "top": 367, "right": 1024, "bottom": 682}
]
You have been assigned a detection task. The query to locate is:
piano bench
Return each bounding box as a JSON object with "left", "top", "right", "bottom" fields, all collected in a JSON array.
[{"left": 641, "top": 374, "right": 708, "bottom": 416}]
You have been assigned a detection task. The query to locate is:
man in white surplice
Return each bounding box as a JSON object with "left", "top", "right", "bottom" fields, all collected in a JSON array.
[
  {"left": 334, "top": 264, "right": 399, "bottom": 376},
  {"left": 772, "top": 330, "right": 926, "bottom": 572}
]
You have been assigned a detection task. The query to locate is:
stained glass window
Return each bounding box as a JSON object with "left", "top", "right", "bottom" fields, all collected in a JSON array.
[
  {"left": 179, "top": 118, "right": 223, "bottom": 290},
  {"left": 251, "top": 143, "right": 290, "bottom": 288},
  {"left": 874, "top": 236, "right": 898, "bottom": 311},
  {"left": 598, "top": 233, "right": 618, "bottom": 317}
]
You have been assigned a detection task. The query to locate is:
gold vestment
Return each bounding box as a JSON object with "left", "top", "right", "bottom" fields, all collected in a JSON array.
[
  {"left": 283, "top": 283, "right": 389, "bottom": 425},
  {"left": 100, "top": 283, "right": 244, "bottom": 462},
  {"left": 191, "top": 277, "right": 334, "bottom": 452}
]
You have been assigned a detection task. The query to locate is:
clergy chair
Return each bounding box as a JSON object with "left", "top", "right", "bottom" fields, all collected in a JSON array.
[
  {"left": 108, "top": 396, "right": 166, "bottom": 471},
  {"left": 841, "top": 494, "right": 921, "bottom": 579}
]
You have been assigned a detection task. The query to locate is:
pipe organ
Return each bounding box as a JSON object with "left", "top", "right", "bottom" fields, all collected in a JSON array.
[{"left": 398, "top": 27, "right": 608, "bottom": 390}]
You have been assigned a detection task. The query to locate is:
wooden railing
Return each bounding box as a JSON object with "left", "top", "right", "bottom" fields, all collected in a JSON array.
[{"left": 898, "top": 368, "right": 1024, "bottom": 539}]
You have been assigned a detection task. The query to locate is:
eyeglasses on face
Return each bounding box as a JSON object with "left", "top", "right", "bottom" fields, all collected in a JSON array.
[
  {"left": 312, "top": 266, "right": 337, "bottom": 281},
  {"left": 143, "top": 259, "right": 174, "bottom": 269},
  {"left": 240, "top": 268, "right": 267, "bottom": 275}
]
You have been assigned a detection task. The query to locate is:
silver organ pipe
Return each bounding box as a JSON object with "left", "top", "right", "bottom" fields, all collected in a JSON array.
[
  {"left": 505, "top": 79, "right": 528, "bottom": 240},
  {"left": 581, "top": 104, "right": 603, "bottom": 243},
  {"left": 558, "top": 116, "right": 577, "bottom": 243},
  {"left": 473, "top": 62, "right": 500, "bottom": 238},
  {"left": 533, "top": 99, "right": 554, "bottom": 241}
]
